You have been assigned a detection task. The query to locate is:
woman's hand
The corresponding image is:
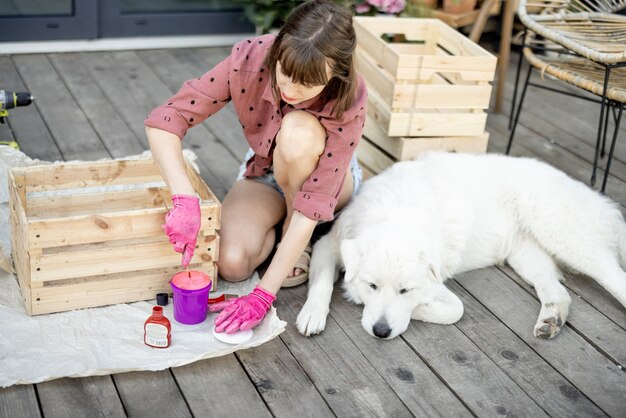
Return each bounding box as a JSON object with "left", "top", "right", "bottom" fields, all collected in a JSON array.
[
  {"left": 209, "top": 285, "right": 276, "bottom": 333},
  {"left": 162, "top": 194, "right": 201, "bottom": 267}
]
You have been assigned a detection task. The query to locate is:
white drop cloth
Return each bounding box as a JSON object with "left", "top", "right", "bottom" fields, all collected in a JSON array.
[{"left": 0, "top": 147, "right": 286, "bottom": 387}]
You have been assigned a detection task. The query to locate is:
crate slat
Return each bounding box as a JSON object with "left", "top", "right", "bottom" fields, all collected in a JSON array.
[
  {"left": 357, "top": 137, "right": 395, "bottom": 174},
  {"left": 27, "top": 205, "right": 219, "bottom": 249},
  {"left": 364, "top": 116, "right": 489, "bottom": 160},
  {"left": 26, "top": 187, "right": 173, "bottom": 218},
  {"left": 13, "top": 159, "right": 165, "bottom": 192},
  {"left": 30, "top": 263, "right": 218, "bottom": 315},
  {"left": 31, "top": 233, "right": 219, "bottom": 282}
]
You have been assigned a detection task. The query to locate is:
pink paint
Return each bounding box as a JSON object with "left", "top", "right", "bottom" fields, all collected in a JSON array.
[{"left": 171, "top": 270, "right": 211, "bottom": 290}]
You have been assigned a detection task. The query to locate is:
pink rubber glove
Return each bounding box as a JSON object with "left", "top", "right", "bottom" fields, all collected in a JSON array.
[
  {"left": 162, "top": 194, "right": 201, "bottom": 268},
  {"left": 209, "top": 285, "right": 276, "bottom": 333}
]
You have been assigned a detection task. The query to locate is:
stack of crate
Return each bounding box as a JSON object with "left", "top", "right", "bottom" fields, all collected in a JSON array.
[
  {"left": 354, "top": 16, "right": 497, "bottom": 177},
  {"left": 9, "top": 158, "right": 221, "bottom": 315}
]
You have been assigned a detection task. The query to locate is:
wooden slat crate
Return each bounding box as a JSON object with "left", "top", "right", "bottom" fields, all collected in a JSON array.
[
  {"left": 354, "top": 16, "right": 496, "bottom": 137},
  {"left": 354, "top": 16, "right": 496, "bottom": 175},
  {"left": 9, "top": 158, "right": 221, "bottom": 315}
]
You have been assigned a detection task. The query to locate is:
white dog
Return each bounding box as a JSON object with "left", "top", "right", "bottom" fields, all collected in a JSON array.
[{"left": 296, "top": 152, "right": 626, "bottom": 339}]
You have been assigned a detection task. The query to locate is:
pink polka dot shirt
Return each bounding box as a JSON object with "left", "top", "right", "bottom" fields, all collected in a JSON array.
[{"left": 145, "top": 34, "right": 368, "bottom": 222}]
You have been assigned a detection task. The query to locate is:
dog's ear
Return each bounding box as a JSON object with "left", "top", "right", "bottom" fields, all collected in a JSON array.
[
  {"left": 340, "top": 238, "right": 359, "bottom": 282},
  {"left": 419, "top": 251, "right": 443, "bottom": 284},
  {"left": 427, "top": 263, "right": 443, "bottom": 284}
]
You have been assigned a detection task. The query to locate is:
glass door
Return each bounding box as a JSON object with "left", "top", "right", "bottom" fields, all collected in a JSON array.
[
  {"left": 0, "top": 0, "right": 98, "bottom": 41},
  {"left": 100, "top": 0, "right": 252, "bottom": 38}
]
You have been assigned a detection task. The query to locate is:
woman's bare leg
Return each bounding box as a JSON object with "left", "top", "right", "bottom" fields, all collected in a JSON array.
[
  {"left": 273, "top": 110, "right": 354, "bottom": 277},
  {"left": 217, "top": 179, "right": 286, "bottom": 282}
]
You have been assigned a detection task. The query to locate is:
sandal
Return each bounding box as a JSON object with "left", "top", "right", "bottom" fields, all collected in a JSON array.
[{"left": 281, "top": 242, "right": 312, "bottom": 288}]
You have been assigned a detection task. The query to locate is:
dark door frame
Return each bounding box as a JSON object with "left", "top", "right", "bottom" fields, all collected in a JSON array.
[
  {"left": 99, "top": 0, "right": 252, "bottom": 38},
  {"left": 0, "top": 0, "right": 252, "bottom": 42},
  {"left": 0, "top": 0, "right": 98, "bottom": 42}
]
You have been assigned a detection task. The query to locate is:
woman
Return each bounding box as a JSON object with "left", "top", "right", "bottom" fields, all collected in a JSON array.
[{"left": 145, "top": 0, "right": 367, "bottom": 333}]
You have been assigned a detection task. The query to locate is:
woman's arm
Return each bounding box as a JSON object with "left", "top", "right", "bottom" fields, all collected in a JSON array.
[
  {"left": 260, "top": 211, "right": 317, "bottom": 294},
  {"left": 146, "top": 126, "right": 195, "bottom": 196}
]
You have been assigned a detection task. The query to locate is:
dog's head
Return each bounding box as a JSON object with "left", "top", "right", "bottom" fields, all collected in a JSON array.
[{"left": 340, "top": 232, "right": 448, "bottom": 339}]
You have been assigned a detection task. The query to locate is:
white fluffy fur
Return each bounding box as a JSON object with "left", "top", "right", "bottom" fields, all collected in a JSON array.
[{"left": 296, "top": 152, "right": 626, "bottom": 339}]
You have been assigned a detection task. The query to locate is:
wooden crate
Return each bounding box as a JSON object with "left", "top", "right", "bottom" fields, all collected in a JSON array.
[
  {"left": 9, "top": 158, "right": 221, "bottom": 315},
  {"left": 354, "top": 16, "right": 497, "bottom": 137}
]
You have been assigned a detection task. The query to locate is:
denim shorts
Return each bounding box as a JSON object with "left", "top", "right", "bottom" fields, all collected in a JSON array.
[{"left": 236, "top": 148, "right": 363, "bottom": 218}]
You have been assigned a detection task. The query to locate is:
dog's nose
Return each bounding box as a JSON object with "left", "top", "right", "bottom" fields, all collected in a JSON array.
[{"left": 373, "top": 321, "right": 391, "bottom": 338}]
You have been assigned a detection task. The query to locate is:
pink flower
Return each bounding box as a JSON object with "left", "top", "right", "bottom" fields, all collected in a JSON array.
[
  {"left": 367, "top": 0, "right": 406, "bottom": 14},
  {"left": 355, "top": 2, "right": 372, "bottom": 13}
]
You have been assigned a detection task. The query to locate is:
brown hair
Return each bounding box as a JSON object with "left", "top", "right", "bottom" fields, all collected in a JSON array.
[{"left": 266, "top": 0, "right": 357, "bottom": 119}]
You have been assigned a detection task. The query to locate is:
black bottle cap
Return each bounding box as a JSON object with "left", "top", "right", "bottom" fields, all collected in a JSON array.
[{"left": 156, "top": 293, "right": 168, "bottom": 306}]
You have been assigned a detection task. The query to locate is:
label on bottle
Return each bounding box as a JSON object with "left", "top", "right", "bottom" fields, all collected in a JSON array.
[{"left": 145, "top": 323, "right": 169, "bottom": 348}]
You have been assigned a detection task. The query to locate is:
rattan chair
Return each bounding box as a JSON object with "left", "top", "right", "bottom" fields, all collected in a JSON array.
[{"left": 507, "top": 0, "right": 626, "bottom": 192}]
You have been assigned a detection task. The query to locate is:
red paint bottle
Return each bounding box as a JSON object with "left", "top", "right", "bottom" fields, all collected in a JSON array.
[{"left": 144, "top": 306, "right": 171, "bottom": 348}]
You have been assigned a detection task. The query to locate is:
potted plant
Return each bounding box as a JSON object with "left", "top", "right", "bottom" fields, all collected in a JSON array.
[{"left": 234, "top": 0, "right": 306, "bottom": 34}]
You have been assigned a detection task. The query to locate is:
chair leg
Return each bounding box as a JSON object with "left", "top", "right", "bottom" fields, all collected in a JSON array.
[
  {"left": 601, "top": 104, "right": 623, "bottom": 194},
  {"left": 506, "top": 64, "right": 533, "bottom": 154},
  {"left": 592, "top": 66, "right": 612, "bottom": 186},
  {"left": 600, "top": 103, "right": 611, "bottom": 158},
  {"left": 509, "top": 33, "right": 526, "bottom": 131}
]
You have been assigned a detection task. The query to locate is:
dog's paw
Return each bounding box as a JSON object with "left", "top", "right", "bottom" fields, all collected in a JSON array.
[
  {"left": 296, "top": 301, "right": 329, "bottom": 336},
  {"left": 534, "top": 315, "right": 563, "bottom": 339}
]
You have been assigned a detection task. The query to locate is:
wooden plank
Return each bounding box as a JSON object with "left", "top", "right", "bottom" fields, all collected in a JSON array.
[
  {"left": 235, "top": 338, "right": 334, "bottom": 417},
  {"left": 36, "top": 376, "right": 125, "bottom": 418},
  {"left": 11, "top": 55, "right": 110, "bottom": 161},
  {"left": 137, "top": 48, "right": 249, "bottom": 160},
  {"left": 0, "top": 57, "right": 62, "bottom": 161},
  {"left": 387, "top": 110, "right": 487, "bottom": 137},
  {"left": 31, "top": 234, "right": 218, "bottom": 282},
  {"left": 356, "top": 137, "right": 395, "bottom": 174},
  {"left": 322, "top": 288, "right": 473, "bottom": 416},
  {"left": 13, "top": 159, "right": 162, "bottom": 191},
  {"left": 364, "top": 116, "right": 489, "bottom": 160},
  {"left": 401, "top": 306, "right": 549, "bottom": 416},
  {"left": 277, "top": 287, "right": 414, "bottom": 417},
  {"left": 27, "top": 187, "right": 172, "bottom": 218},
  {"left": 30, "top": 263, "right": 217, "bottom": 315},
  {"left": 27, "top": 206, "right": 218, "bottom": 249},
  {"left": 172, "top": 355, "right": 272, "bottom": 417},
  {"left": 500, "top": 265, "right": 626, "bottom": 366},
  {"left": 113, "top": 370, "right": 192, "bottom": 418},
  {"left": 447, "top": 278, "right": 606, "bottom": 417},
  {"left": 0, "top": 385, "right": 41, "bottom": 418},
  {"left": 398, "top": 55, "right": 496, "bottom": 82},
  {"left": 455, "top": 268, "right": 626, "bottom": 417},
  {"left": 49, "top": 53, "right": 146, "bottom": 158}
]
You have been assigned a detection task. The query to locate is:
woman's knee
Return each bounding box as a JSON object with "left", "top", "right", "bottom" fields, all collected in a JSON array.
[
  {"left": 217, "top": 245, "right": 255, "bottom": 282},
  {"left": 275, "top": 111, "right": 326, "bottom": 163}
]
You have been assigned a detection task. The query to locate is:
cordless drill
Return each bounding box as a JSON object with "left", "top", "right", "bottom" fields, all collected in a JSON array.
[
  {"left": 0, "top": 90, "right": 34, "bottom": 149},
  {"left": 0, "top": 90, "right": 34, "bottom": 121}
]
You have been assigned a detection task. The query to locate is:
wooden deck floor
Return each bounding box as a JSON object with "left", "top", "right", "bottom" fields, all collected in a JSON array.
[{"left": 1, "top": 45, "right": 625, "bottom": 418}]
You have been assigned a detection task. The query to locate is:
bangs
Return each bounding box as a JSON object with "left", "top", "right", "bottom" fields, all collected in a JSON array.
[{"left": 278, "top": 36, "right": 330, "bottom": 87}]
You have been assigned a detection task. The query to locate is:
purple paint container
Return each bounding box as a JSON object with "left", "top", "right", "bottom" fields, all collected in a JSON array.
[{"left": 170, "top": 271, "right": 212, "bottom": 325}]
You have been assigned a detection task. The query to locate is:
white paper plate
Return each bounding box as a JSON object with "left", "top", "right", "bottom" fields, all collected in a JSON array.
[{"left": 212, "top": 326, "right": 253, "bottom": 344}]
